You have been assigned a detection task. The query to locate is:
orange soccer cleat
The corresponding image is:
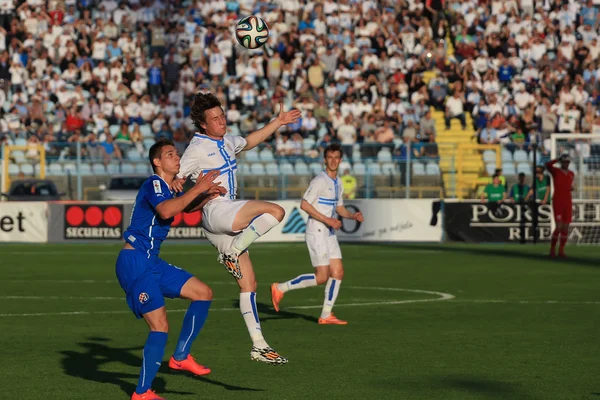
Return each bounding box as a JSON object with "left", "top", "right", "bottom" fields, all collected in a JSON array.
[
  {"left": 318, "top": 314, "right": 348, "bottom": 325},
  {"left": 270, "top": 283, "right": 285, "bottom": 312},
  {"left": 131, "top": 389, "right": 165, "bottom": 400},
  {"left": 168, "top": 355, "right": 211, "bottom": 376}
]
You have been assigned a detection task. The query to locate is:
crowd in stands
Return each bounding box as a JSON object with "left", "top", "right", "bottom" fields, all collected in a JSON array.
[{"left": 0, "top": 0, "right": 599, "bottom": 173}]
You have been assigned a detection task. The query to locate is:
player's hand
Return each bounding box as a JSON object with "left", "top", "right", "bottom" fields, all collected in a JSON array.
[
  {"left": 541, "top": 200, "right": 547, "bottom": 205},
  {"left": 194, "top": 170, "right": 221, "bottom": 193},
  {"left": 353, "top": 212, "right": 364, "bottom": 222},
  {"left": 277, "top": 102, "right": 302, "bottom": 126},
  {"left": 327, "top": 217, "right": 342, "bottom": 230},
  {"left": 171, "top": 176, "right": 187, "bottom": 193}
]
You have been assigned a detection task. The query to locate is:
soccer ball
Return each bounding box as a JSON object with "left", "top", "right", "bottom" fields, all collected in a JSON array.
[{"left": 235, "top": 16, "right": 270, "bottom": 49}]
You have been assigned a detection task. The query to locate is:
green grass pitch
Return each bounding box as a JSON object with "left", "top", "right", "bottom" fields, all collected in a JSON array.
[{"left": 1, "top": 243, "right": 599, "bottom": 400}]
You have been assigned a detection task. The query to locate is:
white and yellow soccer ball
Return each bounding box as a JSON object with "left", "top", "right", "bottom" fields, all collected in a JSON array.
[{"left": 235, "top": 16, "right": 270, "bottom": 50}]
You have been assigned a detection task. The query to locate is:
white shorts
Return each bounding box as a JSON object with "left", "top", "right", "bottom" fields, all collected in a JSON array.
[
  {"left": 306, "top": 232, "right": 342, "bottom": 267},
  {"left": 202, "top": 199, "right": 248, "bottom": 253}
]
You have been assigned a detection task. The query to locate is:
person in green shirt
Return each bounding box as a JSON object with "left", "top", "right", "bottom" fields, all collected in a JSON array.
[
  {"left": 508, "top": 173, "right": 530, "bottom": 203},
  {"left": 341, "top": 168, "right": 357, "bottom": 200},
  {"left": 481, "top": 174, "right": 506, "bottom": 203},
  {"left": 526, "top": 165, "right": 550, "bottom": 204}
]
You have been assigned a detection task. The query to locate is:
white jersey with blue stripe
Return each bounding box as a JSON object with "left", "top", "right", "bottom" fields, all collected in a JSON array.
[
  {"left": 302, "top": 171, "right": 344, "bottom": 236},
  {"left": 178, "top": 133, "right": 247, "bottom": 203}
]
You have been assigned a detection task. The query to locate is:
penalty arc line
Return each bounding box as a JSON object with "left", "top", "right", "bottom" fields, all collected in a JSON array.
[{"left": 0, "top": 287, "right": 455, "bottom": 317}]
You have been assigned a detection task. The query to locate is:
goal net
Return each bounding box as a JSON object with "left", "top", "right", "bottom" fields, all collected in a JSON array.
[{"left": 549, "top": 133, "right": 600, "bottom": 245}]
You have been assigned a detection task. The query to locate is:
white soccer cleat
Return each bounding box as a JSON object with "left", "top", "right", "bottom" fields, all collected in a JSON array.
[
  {"left": 218, "top": 252, "right": 243, "bottom": 279},
  {"left": 250, "top": 346, "right": 288, "bottom": 366}
]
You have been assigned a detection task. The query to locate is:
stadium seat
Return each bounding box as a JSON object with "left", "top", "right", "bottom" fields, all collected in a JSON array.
[
  {"left": 92, "top": 163, "right": 106, "bottom": 175},
  {"left": 121, "top": 163, "right": 135, "bottom": 174},
  {"left": 240, "top": 163, "right": 251, "bottom": 175},
  {"left": 48, "top": 163, "right": 63, "bottom": 176},
  {"left": 568, "top": 162, "right": 577, "bottom": 172},
  {"left": 140, "top": 125, "right": 153, "bottom": 138},
  {"left": 367, "top": 163, "right": 382, "bottom": 175},
  {"left": 107, "top": 163, "right": 120, "bottom": 174},
  {"left": 265, "top": 162, "right": 280, "bottom": 176},
  {"left": 381, "top": 162, "right": 396, "bottom": 175},
  {"left": 12, "top": 150, "right": 26, "bottom": 163},
  {"left": 20, "top": 164, "right": 34, "bottom": 175},
  {"left": 79, "top": 164, "right": 93, "bottom": 176},
  {"left": 352, "top": 151, "right": 362, "bottom": 160},
  {"left": 229, "top": 124, "right": 240, "bottom": 136},
  {"left": 259, "top": 149, "right": 274, "bottom": 162},
  {"left": 486, "top": 162, "right": 496, "bottom": 176},
  {"left": 513, "top": 150, "right": 528, "bottom": 163},
  {"left": 353, "top": 163, "right": 366, "bottom": 176},
  {"left": 14, "top": 138, "right": 27, "bottom": 146},
  {"left": 109, "top": 125, "right": 120, "bottom": 136},
  {"left": 135, "top": 163, "right": 150, "bottom": 174},
  {"left": 63, "top": 163, "right": 76, "bottom": 174},
  {"left": 295, "top": 162, "right": 310, "bottom": 175},
  {"left": 244, "top": 149, "right": 260, "bottom": 162},
  {"left": 483, "top": 150, "right": 496, "bottom": 163},
  {"left": 8, "top": 163, "right": 19, "bottom": 175},
  {"left": 426, "top": 163, "right": 440, "bottom": 176},
  {"left": 251, "top": 163, "right": 266, "bottom": 175},
  {"left": 516, "top": 162, "right": 531, "bottom": 175},
  {"left": 412, "top": 162, "right": 426, "bottom": 175},
  {"left": 501, "top": 151, "right": 513, "bottom": 162},
  {"left": 502, "top": 163, "right": 516, "bottom": 175},
  {"left": 377, "top": 149, "right": 393, "bottom": 163},
  {"left": 309, "top": 163, "right": 322, "bottom": 175},
  {"left": 528, "top": 151, "right": 542, "bottom": 163},
  {"left": 303, "top": 138, "right": 316, "bottom": 150},
  {"left": 143, "top": 139, "right": 155, "bottom": 149},
  {"left": 281, "top": 163, "right": 295, "bottom": 175},
  {"left": 127, "top": 149, "right": 142, "bottom": 161}
]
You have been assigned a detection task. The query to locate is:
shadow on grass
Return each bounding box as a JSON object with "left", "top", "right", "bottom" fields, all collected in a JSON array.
[
  {"left": 230, "top": 300, "right": 319, "bottom": 324},
  {"left": 59, "top": 337, "right": 264, "bottom": 396},
  {"left": 366, "top": 243, "right": 600, "bottom": 269}
]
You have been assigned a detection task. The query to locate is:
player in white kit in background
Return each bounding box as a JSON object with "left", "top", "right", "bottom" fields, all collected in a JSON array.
[
  {"left": 178, "top": 92, "right": 301, "bottom": 365},
  {"left": 270, "top": 144, "right": 364, "bottom": 325}
]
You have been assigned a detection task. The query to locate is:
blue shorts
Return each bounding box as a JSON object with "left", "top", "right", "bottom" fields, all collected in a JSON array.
[{"left": 115, "top": 249, "right": 194, "bottom": 319}]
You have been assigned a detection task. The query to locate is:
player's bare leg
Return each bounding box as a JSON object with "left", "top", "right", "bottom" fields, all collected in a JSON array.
[
  {"left": 559, "top": 224, "right": 569, "bottom": 258},
  {"left": 318, "top": 259, "right": 347, "bottom": 325},
  {"left": 218, "top": 201, "right": 285, "bottom": 278},
  {"left": 132, "top": 308, "right": 169, "bottom": 400},
  {"left": 235, "top": 252, "right": 288, "bottom": 365},
  {"left": 271, "top": 266, "right": 324, "bottom": 312},
  {"left": 550, "top": 220, "right": 566, "bottom": 258},
  {"left": 168, "top": 277, "right": 212, "bottom": 376}
]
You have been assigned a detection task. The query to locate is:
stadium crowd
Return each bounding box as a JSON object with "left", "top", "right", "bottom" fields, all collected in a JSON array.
[{"left": 0, "top": 0, "right": 599, "bottom": 169}]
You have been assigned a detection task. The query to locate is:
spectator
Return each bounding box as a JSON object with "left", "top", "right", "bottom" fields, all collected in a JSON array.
[
  {"left": 445, "top": 91, "right": 466, "bottom": 130},
  {"left": 340, "top": 168, "right": 357, "bottom": 199},
  {"left": 481, "top": 174, "right": 506, "bottom": 204},
  {"left": 508, "top": 173, "right": 530, "bottom": 203}
]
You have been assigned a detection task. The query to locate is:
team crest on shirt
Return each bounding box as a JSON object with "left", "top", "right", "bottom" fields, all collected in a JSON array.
[
  {"left": 139, "top": 293, "right": 150, "bottom": 304},
  {"left": 153, "top": 180, "right": 162, "bottom": 194}
]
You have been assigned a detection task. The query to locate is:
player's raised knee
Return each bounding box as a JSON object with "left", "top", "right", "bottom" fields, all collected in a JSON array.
[{"left": 268, "top": 204, "right": 285, "bottom": 222}]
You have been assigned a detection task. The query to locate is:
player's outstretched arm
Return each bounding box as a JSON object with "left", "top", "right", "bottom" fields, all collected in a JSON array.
[
  {"left": 155, "top": 170, "right": 225, "bottom": 219},
  {"left": 243, "top": 102, "right": 301, "bottom": 151},
  {"left": 336, "top": 205, "right": 364, "bottom": 222},
  {"left": 300, "top": 199, "right": 341, "bottom": 230}
]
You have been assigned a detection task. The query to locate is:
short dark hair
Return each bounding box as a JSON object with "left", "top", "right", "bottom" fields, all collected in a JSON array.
[
  {"left": 189, "top": 92, "right": 222, "bottom": 134},
  {"left": 149, "top": 139, "right": 174, "bottom": 172},
  {"left": 324, "top": 143, "right": 342, "bottom": 158}
]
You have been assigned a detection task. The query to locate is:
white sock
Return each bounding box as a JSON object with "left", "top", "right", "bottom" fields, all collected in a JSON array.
[
  {"left": 231, "top": 213, "right": 280, "bottom": 254},
  {"left": 278, "top": 273, "right": 317, "bottom": 293},
  {"left": 239, "top": 292, "right": 268, "bottom": 348},
  {"left": 320, "top": 278, "right": 341, "bottom": 319}
]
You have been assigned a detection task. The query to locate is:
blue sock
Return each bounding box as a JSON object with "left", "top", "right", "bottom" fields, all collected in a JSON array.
[
  {"left": 135, "top": 331, "right": 168, "bottom": 395},
  {"left": 173, "top": 300, "right": 212, "bottom": 361}
]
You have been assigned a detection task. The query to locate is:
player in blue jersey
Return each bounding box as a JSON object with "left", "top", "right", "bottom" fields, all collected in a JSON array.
[{"left": 116, "top": 139, "right": 225, "bottom": 400}]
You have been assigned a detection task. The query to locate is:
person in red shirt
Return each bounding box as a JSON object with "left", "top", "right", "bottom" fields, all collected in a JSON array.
[{"left": 545, "top": 154, "right": 575, "bottom": 258}]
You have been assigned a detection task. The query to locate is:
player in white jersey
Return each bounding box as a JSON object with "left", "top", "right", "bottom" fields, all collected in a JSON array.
[
  {"left": 270, "top": 144, "right": 364, "bottom": 325},
  {"left": 178, "top": 92, "right": 301, "bottom": 365}
]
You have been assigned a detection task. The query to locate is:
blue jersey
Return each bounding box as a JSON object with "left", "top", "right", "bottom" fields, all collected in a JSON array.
[{"left": 124, "top": 175, "right": 176, "bottom": 258}]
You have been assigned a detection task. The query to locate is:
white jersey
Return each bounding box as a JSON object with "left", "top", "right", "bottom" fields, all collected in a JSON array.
[
  {"left": 302, "top": 171, "right": 344, "bottom": 235},
  {"left": 179, "top": 133, "right": 247, "bottom": 202}
]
